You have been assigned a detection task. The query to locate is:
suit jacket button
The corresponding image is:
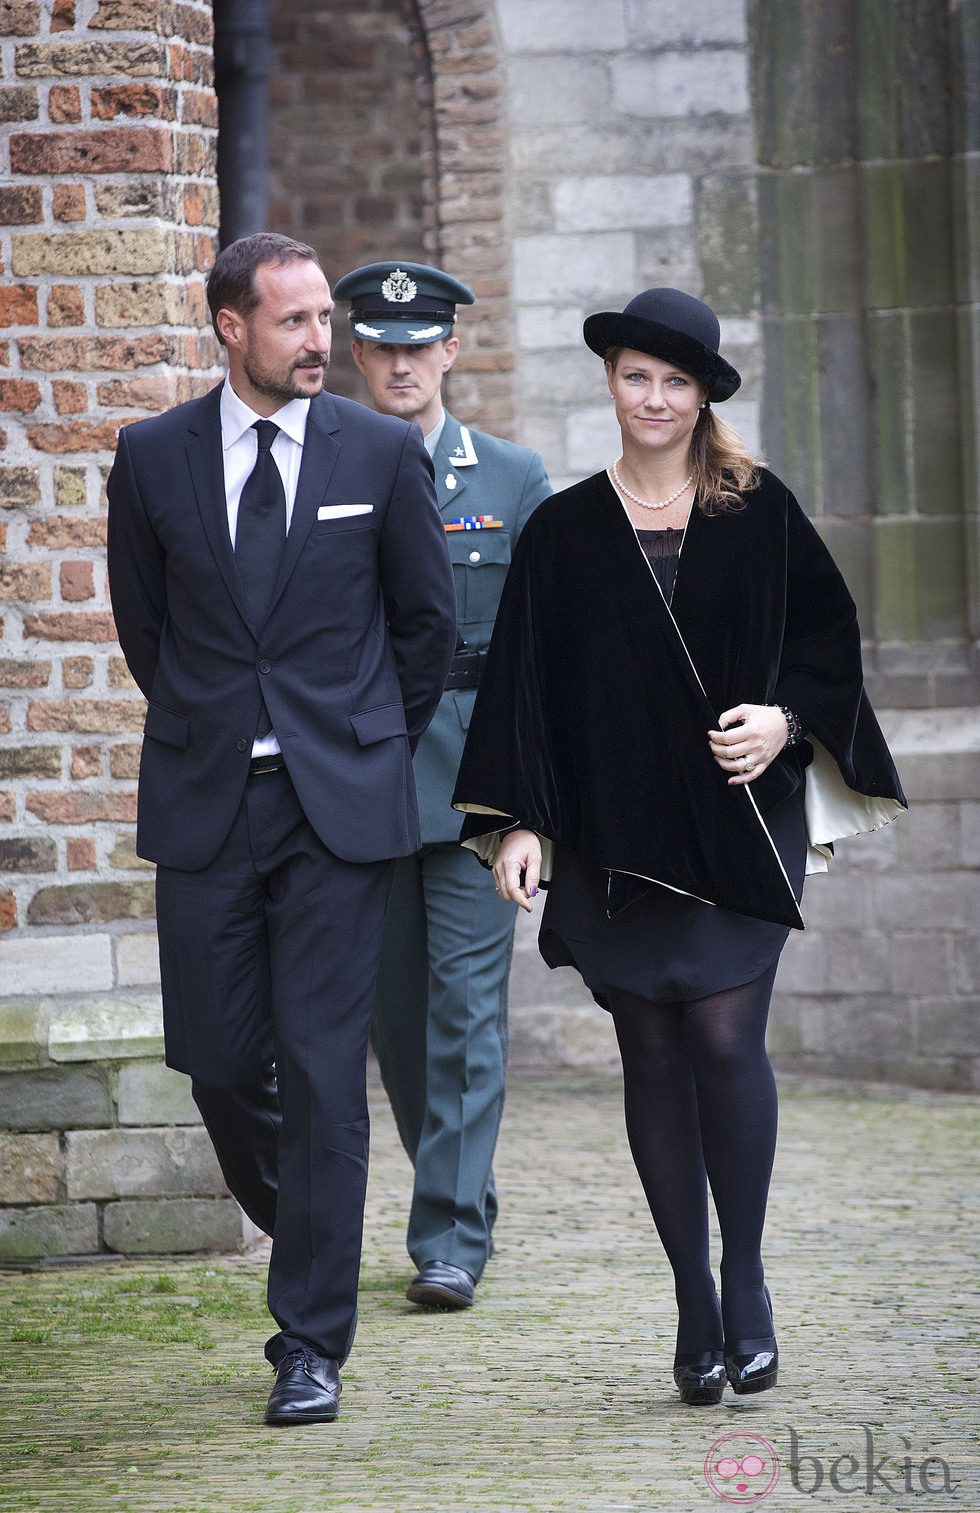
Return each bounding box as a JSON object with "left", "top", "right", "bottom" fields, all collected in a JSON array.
[
  {"left": 236, "top": 738, "right": 248, "bottom": 752},
  {"left": 258, "top": 660, "right": 271, "bottom": 674},
  {"left": 468, "top": 549, "right": 481, "bottom": 563}
]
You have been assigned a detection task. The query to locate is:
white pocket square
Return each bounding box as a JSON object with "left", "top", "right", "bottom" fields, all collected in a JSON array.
[{"left": 317, "top": 503, "right": 373, "bottom": 520}]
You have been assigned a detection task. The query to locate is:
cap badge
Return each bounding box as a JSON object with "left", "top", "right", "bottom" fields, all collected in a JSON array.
[{"left": 381, "top": 268, "right": 418, "bottom": 304}]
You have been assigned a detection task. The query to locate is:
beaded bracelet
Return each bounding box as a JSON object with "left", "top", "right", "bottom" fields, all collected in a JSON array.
[{"left": 779, "top": 705, "right": 804, "bottom": 748}]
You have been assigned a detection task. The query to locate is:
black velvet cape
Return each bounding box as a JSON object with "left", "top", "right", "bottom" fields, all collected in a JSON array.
[{"left": 452, "top": 469, "right": 906, "bottom": 930}]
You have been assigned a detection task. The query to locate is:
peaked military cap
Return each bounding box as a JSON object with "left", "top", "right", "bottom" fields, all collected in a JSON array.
[{"left": 332, "top": 261, "right": 476, "bottom": 345}]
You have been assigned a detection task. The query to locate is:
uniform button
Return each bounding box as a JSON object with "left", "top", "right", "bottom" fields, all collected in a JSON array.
[
  {"left": 236, "top": 738, "right": 248, "bottom": 752},
  {"left": 258, "top": 660, "right": 271, "bottom": 674},
  {"left": 468, "top": 549, "right": 481, "bottom": 563}
]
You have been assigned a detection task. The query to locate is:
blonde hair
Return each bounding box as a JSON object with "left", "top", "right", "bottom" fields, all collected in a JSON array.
[
  {"left": 689, "top": 407, "right": 761, "bottom": 515},
  {"left": 604, "top": 346, "right": 760, "bottom": 514}
]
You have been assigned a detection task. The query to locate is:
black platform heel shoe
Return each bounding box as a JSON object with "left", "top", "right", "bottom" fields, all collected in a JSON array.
[
  {"left": 673, "top": 1350, "right": 727, "bottom": 1406},
  {"left": 724, "top": 1290, "right": 777, "bottom": 1395},
  {"left": 722, "top": 1295, "right": 774, "bottom": 1398},
  {"left": 723, "top": 1337, "right": 778, "bottom": 1394}
]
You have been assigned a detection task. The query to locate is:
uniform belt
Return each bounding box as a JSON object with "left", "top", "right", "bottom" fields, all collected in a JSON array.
[
  {"left": 445, "top": 648, "right": 486, "bottom": 690},
  {"left": 249, "top": 753, "right": 286, "bottom": 776}
]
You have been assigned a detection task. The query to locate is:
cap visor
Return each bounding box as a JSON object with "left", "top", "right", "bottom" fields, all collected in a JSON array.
[{"left": 350, "top": 317, "right": 454, "bottom": 344}]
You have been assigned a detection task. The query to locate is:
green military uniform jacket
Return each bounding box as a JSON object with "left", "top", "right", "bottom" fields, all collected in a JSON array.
[{"left": 414, "top": 412, "right": 551, "bottom": 842}]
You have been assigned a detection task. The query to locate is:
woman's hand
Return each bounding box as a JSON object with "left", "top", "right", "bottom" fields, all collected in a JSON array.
[
  {"left": 708, "top": 704, "right": 789, "bottom": 785},
  {"left": 492, "top": 828, "right": 542, "bottom": 912}
]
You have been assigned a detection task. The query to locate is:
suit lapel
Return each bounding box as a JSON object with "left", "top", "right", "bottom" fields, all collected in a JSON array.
[
  {"left": 263, "top": 392, "right": 341, "bottom": 620},
  {"left": 185, "top": 386, "right": 259, "bottom": 632}
]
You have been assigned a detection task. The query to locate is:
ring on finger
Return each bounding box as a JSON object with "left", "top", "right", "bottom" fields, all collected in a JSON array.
[{"left": 744, "top": 755, "right": 756, "bottom": 772}]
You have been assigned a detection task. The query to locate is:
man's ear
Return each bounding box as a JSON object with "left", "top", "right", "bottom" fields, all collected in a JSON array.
[
  {"left": 216, "top": 306, "right": 244, "bottom": 350},
  {"left": 350, "top": 339, "right": 367, "bottom": 375},
  {"left": 442, "top": 336, "right": 460, "bottom": 374}
]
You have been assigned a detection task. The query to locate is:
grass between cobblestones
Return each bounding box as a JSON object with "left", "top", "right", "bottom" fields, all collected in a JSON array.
[{"left": 0, "top": 1074, "right": 977, "bottom": 1512}]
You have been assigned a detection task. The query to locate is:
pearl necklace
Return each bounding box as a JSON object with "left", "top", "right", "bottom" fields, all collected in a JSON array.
[{"left": 610, "top": 458, "right": 693, "bottom": 511}]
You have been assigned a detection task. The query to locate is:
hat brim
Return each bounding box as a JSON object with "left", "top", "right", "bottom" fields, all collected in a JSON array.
[
  {"left": 349, "top": 315, "right": 455, "bottom": 345},
  {"left": 582, "top": 312, "right": 741, "bottom": 402}
]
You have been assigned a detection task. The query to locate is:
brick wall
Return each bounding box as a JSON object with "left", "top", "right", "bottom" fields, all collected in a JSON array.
[
  {"left": 268, "top": 0, "right": 517, "bottom": 435},
  {"left": 0, "top": 0, "right": 219, "bottom": 1002},
  {"left": 266, "top": 0, "right": 432, "bottom": 403}
]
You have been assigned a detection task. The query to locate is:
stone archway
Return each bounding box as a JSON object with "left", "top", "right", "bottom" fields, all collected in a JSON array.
[
  {"left": 266, "top": 0, "right": 517, "bottom": 433},
  {"left": 410, "top": 0, "right": 516, "bottom": 435}
]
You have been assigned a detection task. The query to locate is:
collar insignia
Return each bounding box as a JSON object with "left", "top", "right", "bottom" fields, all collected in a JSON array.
[
  {"left": 446, "top": 474, "right": 457, "bottom": 489},
  {"left": 453, "top": 425, "right": 479, "bottom": 467}
]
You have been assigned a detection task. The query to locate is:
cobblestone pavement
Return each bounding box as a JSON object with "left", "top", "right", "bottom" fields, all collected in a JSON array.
[{"left": 0, "top": 1072, "right": 977, "bottom": 1513}]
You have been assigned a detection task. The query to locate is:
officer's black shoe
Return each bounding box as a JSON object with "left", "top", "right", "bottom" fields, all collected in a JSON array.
[{"left": 405, "top": 1260, "right": 475, "bottom": 1310}]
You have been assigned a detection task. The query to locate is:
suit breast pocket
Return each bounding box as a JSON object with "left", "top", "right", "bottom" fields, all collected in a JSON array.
[{"left": 313, "top": 504, "right": 376, "bottom": 533}]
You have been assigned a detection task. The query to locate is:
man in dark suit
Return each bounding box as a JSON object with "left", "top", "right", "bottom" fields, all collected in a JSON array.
[
  {"left": 106, "top": 233, "right": 456, "bottom": 1425},
  {"left": 332, "top": 262, "right": 550, "bottom": 1311}
]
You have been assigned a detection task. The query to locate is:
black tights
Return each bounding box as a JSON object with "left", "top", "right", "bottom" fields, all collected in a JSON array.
[{"left": 609, "top": 962, "right": 778, "bottom": 1358}]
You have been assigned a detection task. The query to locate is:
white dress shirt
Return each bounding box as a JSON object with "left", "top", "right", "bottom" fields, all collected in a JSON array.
[{"left": 219, "top": 377, "right": 310, "bottom": 757}]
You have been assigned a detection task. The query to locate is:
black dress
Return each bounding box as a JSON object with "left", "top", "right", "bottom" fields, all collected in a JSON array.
[{"left": 537, "top": 527, "right": 807, "bottom": 1008}]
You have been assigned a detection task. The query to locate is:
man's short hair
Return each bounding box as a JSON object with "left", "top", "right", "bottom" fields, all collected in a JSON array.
[{"left": 207, "top": 233, "right": 322, "bottom": 344}]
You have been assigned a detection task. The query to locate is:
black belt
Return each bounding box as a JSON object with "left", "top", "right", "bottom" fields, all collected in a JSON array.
[
  {"left": 249, "top": 753, "right": 286, "bottom": 776},
  {"left": 445, "top": 648, "right": 486, "bottom": 690}
]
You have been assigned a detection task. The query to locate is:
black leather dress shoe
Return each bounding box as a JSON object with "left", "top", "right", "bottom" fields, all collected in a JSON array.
[
  {"left": 405, "top": 1260, "right": 475, "bottom": 1310},
  {"left": 265, "top": 1349, "right": 341, "bottom": 1425},
  {"left": 673, "top": 1349, "right": 727, "bottom": 1405}
]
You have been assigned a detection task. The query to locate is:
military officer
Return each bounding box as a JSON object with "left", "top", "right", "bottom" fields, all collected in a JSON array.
[{"left": 333, "top": 261, "right": 551, "bottom": 1309}]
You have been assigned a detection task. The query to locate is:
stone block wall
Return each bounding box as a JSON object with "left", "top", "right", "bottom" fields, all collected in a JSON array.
[
  {"left": 0, "top": 995, "right": 255, "bottom": 1259},
  {"left": 493, "top": 0, "right": 978, "bottom": 1091},
  {"left": 749, "top": 0, "right": 979, "bottom": 712},
  {"left": 498, "top": 0, "right": 759, "bottom": 489}
]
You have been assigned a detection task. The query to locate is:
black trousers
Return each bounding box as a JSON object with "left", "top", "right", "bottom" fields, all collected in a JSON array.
[{"left": 155, "top": 765, "right": 392, "bottom": 1366}]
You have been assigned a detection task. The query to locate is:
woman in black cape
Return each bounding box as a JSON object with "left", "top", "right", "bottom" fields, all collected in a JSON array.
[{"left": 453, "top": 288, "right": 906, "bottom": 1406}]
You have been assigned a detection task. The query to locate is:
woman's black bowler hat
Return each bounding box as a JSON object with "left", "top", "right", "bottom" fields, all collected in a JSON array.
[{"left": 583, "top": 287, "right": 741, "bottom": 402}]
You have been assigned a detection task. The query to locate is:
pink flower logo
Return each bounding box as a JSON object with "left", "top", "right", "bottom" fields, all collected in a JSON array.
[{"left": 704, "top": 1432, "right": 780, "bottom": 1502}]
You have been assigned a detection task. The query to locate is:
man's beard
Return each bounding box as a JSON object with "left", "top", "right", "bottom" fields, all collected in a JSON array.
[{"left": 244, "top": 355, "right": 329, "bottom": 406}]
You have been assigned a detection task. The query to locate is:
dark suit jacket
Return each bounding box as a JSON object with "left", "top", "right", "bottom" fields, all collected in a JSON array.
[{"left": 107, "top": 383, "right": 456, "bottom": 871}]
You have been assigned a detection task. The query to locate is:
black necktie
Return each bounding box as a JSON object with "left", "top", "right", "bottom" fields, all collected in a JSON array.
[{"left": 235, "top": 419, "right": 287, "bottom": 623}]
